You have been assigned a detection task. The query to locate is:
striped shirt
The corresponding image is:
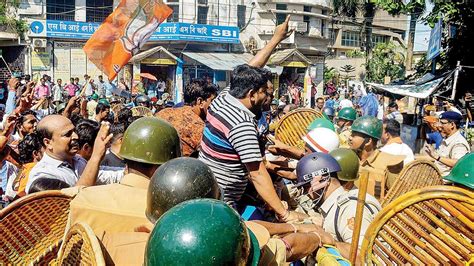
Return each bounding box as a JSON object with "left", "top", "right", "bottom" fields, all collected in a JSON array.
[{"left": 199, "top": 88, "right": 263, "bottom": 205}]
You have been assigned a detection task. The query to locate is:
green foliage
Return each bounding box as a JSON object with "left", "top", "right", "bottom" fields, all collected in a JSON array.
[
  {"left": 373, "top": 0, "right": 426, "bottom": 15},
  {"left": 346, "top": 49, "right": 364, "bottom": 58},
  {"left": 365, "top": 42, "right": 406, "bottom": 83},
  {"left": 324, "top": 65, "right": 339, "bottom": 84},
  {"left": 0, "top": 0, "right": 26, "bottom": 35},
  {"left": 340, "top": 64, "right": 355, "bottom": 84}
]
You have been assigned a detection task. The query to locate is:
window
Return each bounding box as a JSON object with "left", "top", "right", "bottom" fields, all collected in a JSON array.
[
  {"left": 341, "top": 31, "right": 361, "bottom": 47},
  {"left": 167, "top": 5, "right": 179, "bottom": 22},
  {"left": 303, "top": 6, "right": 311, "bottom": 33},
  {"left": 197, "top": 6, "right": 208, "bottom": 24},
  {"left": 47, "top": 0, "right": 75, "bottom": 21},
  {"left": 237, "top": 5, "right": 246, "bottom": 29},
  {"left": 276, "top": 4, "right": 287, "bottom": 25},
  {"left": 86, "top": 0, "right": 113, "bottom": 22},
  {"left": 372, "top": 34, "right": 388, "bottom": 44}
]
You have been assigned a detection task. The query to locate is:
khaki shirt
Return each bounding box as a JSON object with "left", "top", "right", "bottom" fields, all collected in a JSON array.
[
  {"left": 259, "top": 238, "right": 288, "bottom": 266},
  {"left": 435, "top": 130, "right": 470, "bottom": 176},
  {"left": 357, "top": 150, "right": 405, "bottom": 199},
  {"left": 338, "top": 127, "right": 351, "bottom": 149},
  {"left": 65, "top": 173, "right": 152, "bottom": 237},
  {"left": 319, "top": 187, "right": 381, "bottom": 246},
  {"left": 101, "top": 231, "right": 149, "bottom": 265}
]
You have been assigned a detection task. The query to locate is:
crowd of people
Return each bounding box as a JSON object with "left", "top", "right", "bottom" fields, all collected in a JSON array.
[{"left": 0, "top": 16, "right": 472, "bottom": 265}]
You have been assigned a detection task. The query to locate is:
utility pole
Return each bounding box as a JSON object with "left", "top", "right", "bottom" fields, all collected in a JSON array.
[{"left": 451, "top": 61, "right": 461, "bottom": 100}]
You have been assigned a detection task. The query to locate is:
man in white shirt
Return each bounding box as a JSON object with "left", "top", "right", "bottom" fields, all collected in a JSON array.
[
  {"left": 380, "top": 119, "right": 414, "bottom": 165},
  {"left": 26, "top": 115, "right": 122, "bottom": 193},
  {"left": 425, "top": 111, "right": 470, "bottom": 176},
  {"left": 385, "top": 102, "right": 403, "bottom": 124}
]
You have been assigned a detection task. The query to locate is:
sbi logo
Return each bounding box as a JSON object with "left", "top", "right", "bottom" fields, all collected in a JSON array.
[
  {"left": 211, "top": 29, "right": 238, "bottom": 38},
  {"left": 30, "top": 21, "right": 44, "bottom": 34}
]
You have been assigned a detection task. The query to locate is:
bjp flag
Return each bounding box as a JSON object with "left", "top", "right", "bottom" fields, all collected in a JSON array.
[{"left": 84, "top": 0, "right": 172, "bottom": 81}]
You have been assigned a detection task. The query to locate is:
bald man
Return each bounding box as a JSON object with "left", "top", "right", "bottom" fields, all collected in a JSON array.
[{"left": 25, "top": 115, "right": 123, "bottom": 194}]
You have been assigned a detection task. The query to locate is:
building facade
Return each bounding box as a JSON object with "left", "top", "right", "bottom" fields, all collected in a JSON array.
[
  {"left": 326, "top": 10, "right": 408, "bottom": 80},
  {"left": 6, "top": 0, "right": 332, "bottom": 103}
]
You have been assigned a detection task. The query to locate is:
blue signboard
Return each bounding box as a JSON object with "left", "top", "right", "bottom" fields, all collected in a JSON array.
[
  {"left": 426, "top": 18, "right": 442, "bottom": 61},
  {"left": 31, "top": 20, "right": 240, "bottom": 44}
]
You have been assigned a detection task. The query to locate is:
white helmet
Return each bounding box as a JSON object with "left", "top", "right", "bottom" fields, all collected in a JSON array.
[
  {"left": 303, "top": 127, "right": 340, "bottom": 154},
  {"left": 339, "top": 99, "right": 354, "bottom": 109}
]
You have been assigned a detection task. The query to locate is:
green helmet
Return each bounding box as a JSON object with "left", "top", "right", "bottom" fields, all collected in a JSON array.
[
  {"left": 145, "top": 199, "right": 260, "bottom": 266},
  {"left": 329, "top": 148, "right": 360, "bottom": 181},
  {"left": 307, "top": 118, "right": 335, "bottom": 132},
  {"left": 119, "top": 117, "right": 181, "bottom": 165},
  {"left": 337, "top": 107, "right": 357, "bottom": 121},
  {"left": 146, "top": 157, "right": 221, "bottom": 223},
  {"left": 351, "top": 115, "right": 383, "bottom": 140},
  {"left": 444, "top": 153, "right": 474, "bottom": 189},
  {"left": 98, "top": 99, "right": 110, "bottom": 106},
  {"left": 91, "top": 93, "right": 99, "bottom": 100}
]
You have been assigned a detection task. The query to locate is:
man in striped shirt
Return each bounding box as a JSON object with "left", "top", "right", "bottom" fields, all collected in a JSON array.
[{"left": 199, "top": 16, "right": 305, "bottom": 222}]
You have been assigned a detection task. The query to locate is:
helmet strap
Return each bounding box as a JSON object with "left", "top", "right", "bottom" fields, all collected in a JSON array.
[{"left": 354, "top": 137, "right": 369, "bottom": 155}]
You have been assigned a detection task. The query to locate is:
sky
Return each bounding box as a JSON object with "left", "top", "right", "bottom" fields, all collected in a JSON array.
[{"left": 413, "top": 1, "right": 434, "bottom": 52}]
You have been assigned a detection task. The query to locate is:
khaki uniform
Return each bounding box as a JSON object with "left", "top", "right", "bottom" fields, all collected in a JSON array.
[
  {"left": 101, "top": 231, "right": 149, "bottom": 265},
  {"left": 319, "top": 187, "right": 381, "bottom": 246},
  {"left": 338, "top": 128, "right": 351, "bottom": 149},
  {"left": 65, "top": 173, "right": 152, "bottom": 262},
  {"left": 357, "top": 150, "right": 405, "bottom": 199}
]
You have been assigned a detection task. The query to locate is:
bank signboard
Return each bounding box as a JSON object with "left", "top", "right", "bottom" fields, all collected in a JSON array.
[{"left": 28, "top": 20, "right": 240, "bottom": 44}]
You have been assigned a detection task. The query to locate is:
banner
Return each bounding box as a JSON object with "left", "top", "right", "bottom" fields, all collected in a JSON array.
[
  {"left": 83, "top": 0, "right": 172, "bottom": 80},
  {"left": 366, "top": 78, "right": 444, "bottom": 99}
]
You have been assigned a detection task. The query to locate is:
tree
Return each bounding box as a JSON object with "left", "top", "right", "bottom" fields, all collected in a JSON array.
[
  {"left": 331, "top": 0, "right": 376, "bottom": 65},
  {"left": 365, "top": 42, "right": 406, "bottom": 83},
  {"left": 324, "top": 65, "right": 339, "bottom": 84},
  {"left": 340, "top": 64, "right": 356, "bottom": 84},
  {"left": 374, "top": 0, "right": 427, "bottom": 71},
  {"left": 0, "top": 0, "right": 27, "bottom": 35}
]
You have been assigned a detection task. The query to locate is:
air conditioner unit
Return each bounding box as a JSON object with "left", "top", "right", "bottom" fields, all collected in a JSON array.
[
  {"left": 296, "top": 22, "right": 307, "bottom": 33},
  {"left": 33, "top": 38, "right": 47, "bottom": 48}
]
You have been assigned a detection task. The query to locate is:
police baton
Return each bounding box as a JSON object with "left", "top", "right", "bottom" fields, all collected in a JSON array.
[{"left": 349, "top": 169, "right": 369, "bottom": 264}]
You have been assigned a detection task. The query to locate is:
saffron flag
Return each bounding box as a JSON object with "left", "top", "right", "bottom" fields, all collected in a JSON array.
[{"left": 84, "top": 0, "right": 172, "bottom": 81}]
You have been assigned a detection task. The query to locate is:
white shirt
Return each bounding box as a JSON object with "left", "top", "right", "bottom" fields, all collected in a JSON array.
[
  {"left": 436, "top": 130, "right": 470, "bottom": 176},
  {"left": 339, "top": 99, "right": 353, "bottom": 109},
  {"left": 380, "top": 141, "right": 415, "bottom": 165},
  {"left": 319, "top": 187, "right": 381, "bottom": 246},
  {"left": 26, "top": 153, "right": 124, "bottom": 193}
]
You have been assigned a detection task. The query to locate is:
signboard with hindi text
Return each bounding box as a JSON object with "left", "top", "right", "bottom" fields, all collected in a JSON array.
[{"left": 28, "top": 20, "right": 240, "bottom": 44}]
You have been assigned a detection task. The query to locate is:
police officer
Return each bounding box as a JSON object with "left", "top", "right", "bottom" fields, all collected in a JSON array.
[
  {"left": 135, "top": 94, "right": 151, "bottom": 108},
  {"left": 307, "top": 117, "right": 336, "bottom": 132},
  {"left": 146, "top": 157, "right": 221, "bottom": 223},
  {"left": 66, "top": 117, "right": 181, "bottom": 237},
  {"left": 145, "top": 199, "right": 261, "bottom": 265},
  {"left": 322, "top": 106, "right": 335, "bottom": 121},
  {"left": 336, "top": 107, "right": 357, "bottom": 148},
  {"left": 294, "top": 150, "right": 381, "bottom": 260},
  {"left": 348, "top": 115, "right": 405, "bottom": 198}
]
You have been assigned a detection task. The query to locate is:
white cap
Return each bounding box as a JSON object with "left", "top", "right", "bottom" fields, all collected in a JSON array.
[{"left": 303, "top": 127, "right": 340, "bottom": 154}]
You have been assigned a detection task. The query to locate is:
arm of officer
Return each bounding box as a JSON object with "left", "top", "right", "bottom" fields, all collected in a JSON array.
[
  {"left": 76, "top": 122, "right": 113, "bottom": 187},
  {"left": 248, "top": 15, "right": 294, "bottom": 68}
]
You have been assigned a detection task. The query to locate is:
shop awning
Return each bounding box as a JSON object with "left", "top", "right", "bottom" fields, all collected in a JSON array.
[
  {"left": 366, "top": 77, "right": 445, "bottom": 99},
  {"left": 183, "top": 52, "right": 254, "bottom": 71},
  {"left": 130, "top": 46, "right": 182, "bottom": 65},
  {"left": 267, "top": 49, "right": 312, "bottom": 68}
]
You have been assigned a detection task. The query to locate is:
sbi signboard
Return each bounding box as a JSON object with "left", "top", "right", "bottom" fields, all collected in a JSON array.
[{"left": 29, "top": 20, "right": 240, "bottom": 44}]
